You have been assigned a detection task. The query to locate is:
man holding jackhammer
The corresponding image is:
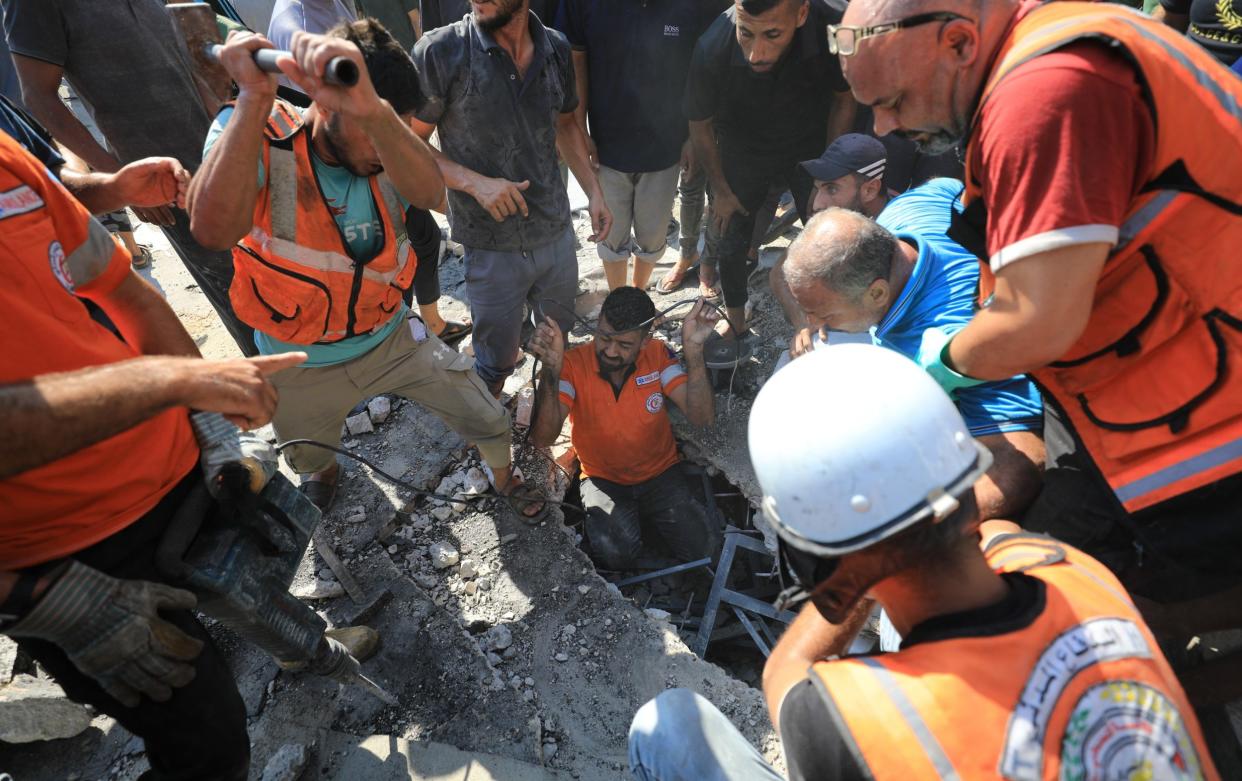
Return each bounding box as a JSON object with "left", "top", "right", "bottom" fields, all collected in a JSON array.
[
  {"left": 188, "top": 21, "right": 544, "bottom": 515},
  {"left": 0, "top": 128, "right": 303, "bottom": 779}
]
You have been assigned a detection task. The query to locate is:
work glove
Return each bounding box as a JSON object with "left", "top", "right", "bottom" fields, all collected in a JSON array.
[
  {"left": 6, "top": 561, "right": 204, "bottom": 708},
  {"left": 915, "top": 327, "right": 987, "bottom": 398}
]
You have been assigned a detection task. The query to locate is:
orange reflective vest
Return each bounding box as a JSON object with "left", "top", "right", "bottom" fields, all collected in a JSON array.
[
  {"left": 230, "top": 100, "right": 416, "bottom": 345},
  {"left": 958, "top": 3, "right": 1242, "bottom": 513},
  {"left": 811, "top": 535, "right": 1218, "bottom": 780}
]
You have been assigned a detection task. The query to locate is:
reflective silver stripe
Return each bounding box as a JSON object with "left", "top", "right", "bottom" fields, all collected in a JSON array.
[
  {"left": 558, "top": 380, "right": 575, "bottom": 400},
  {"left": 268, "top": 147, "right": 298, "bottom": 241},
  {"left": 1115, "top": 189, "right": 1178, "bottom": 253},
  {"left": 1114, "top": 435, "right": 1242, "bottom": 506},
  {"left": 1117, "top": 16, "right": 1242, "bottom": 123},
  {"left": 257, "top": 231, "right": 401, "bottom": 286},
  {"left": 659, "top": 364, "right": 685, "bottom": 387},
  {"left": 66, "top": 218, "right": 120, "bottom": 287},
  {"left": 377, "top": 174, "right": 406, "bottom": 241},
  {"left": 859, "top": 657, "right": 962, "bottom": 780}
]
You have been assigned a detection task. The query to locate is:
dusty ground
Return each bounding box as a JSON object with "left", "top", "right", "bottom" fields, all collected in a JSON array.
[{"left": 0, "top": 199, "right": 793, "bottom": 780}]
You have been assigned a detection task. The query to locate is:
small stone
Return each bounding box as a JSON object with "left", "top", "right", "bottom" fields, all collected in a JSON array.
[
  {"left": 503, "top": 611, "right": 516, "bottom": 621},
  {"left": 604, "top": 619, "right": 612, "bottom": 626},
  {"left": 502, "top": 646, "right": 517, "bottom": 660},
  {"left": 562, "top": 624, "right": 576, "bottom": 637},
  {"left": 291, "top": 579, "right": 345, "bottom": 600},
  {"left": 554, "top": 653, "right": 569, "bottom": 663},
  {"left": 430, "top": 506, "right": 454, "bottom": 521},
  {"left": 414, "top": 573, "right": 438, "bottom": 589},
  {"left": 500, "top": 533, "right": 518, "bottom": 545},
  {"left": 577, "top": 585, "right": 590, "bottom": 595},
  {"left": 524, "top": 677, "right": 535, "bottom": 687},
  {"left": 457, "top": 558, "right": 479, "bottom": 580},
  {"left": 464, "top": 581, "right": 478, "bottom": 596},
  {"left": 344, "top": 411, "right": 374, "bottom": 436},
  {"left": 0, "top": 675, "right": 92, "bottom": 743},
  {"left": 260, "top": 744, "right": 310, "bottom": 781},
  {"left": 485, "top": 624, "right": 513, "bottom": 651},
  {"left": 522, "top": 689, "right": 535, "bottom": 702},
  {"left": 486, "top": 652, "right": 503, "bottom": 666},
  {"left": 543, "top": 743, "right": 559, "bottom": 761},
  {"left": 644, "top": 608, "right": 672, "bottom": 621},
  {"left": 605, "top": 583, "right": 622, "bottom": 597},
  {"left": 344, "top": 511, "right": 367, "bottom": 525},
  {"left": 366, "top": 396, "right": 392, "bottom": 425},
  {"left": 387, "top": 544, "right": 399, "bottom": 554},
  {"left": 429, "top": 541, "right": 460, "bottom": 570},
  {"left": 460, "top": 542, "right": 473, "bottom": 555},
  {"left": 463, "top": 467, "right": 490, "bottom": 495}
]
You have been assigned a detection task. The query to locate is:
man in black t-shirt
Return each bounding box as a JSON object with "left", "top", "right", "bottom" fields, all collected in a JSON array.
[{"left": 682, "top": 0, "right": 856, "bottom": 364}]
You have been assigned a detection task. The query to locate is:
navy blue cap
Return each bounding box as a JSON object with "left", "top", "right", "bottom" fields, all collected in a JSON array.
[{"left": 800, "top": 134, "right": 887, "bottom": 183}]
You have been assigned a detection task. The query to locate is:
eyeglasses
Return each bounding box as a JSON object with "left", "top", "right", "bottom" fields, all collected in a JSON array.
[{"left": 828, "top": 11, "right": 971, "bottom": 57}]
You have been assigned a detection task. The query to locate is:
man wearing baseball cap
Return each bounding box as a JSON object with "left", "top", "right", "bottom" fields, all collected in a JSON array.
[{"left": 800, "top": 132, "right": 891, "bottom": 217}]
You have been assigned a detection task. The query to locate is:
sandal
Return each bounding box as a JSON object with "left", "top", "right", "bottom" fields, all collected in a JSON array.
[
  {"left": 299, "top": 477, "right": 338, "bottom": 511},
  {"left": 655, "top": 262, "right": 692, "bottom": 295},
  {"left": 436, "top": 320, "right": 472, "bottom": 345},
  {"left": 131, "top": 245, "right": 153, "bottom": 269},
  {"left": 487, "top": 465, "right": 549, "bottom": 524}
]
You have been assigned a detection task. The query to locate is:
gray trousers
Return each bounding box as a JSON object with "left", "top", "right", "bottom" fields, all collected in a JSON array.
[
  {"left": 598, "top": 163, "right": 680, "bottom": 264},
  {"left": 463, "top": 226, "right": 578, "bottom": 389}
]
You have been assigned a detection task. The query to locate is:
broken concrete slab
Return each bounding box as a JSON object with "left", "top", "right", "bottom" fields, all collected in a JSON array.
[
  {"left": 260, "top": 742, "right": 312, "bottom": 781},
  {"left": 0, "top": 674, "right": 93, "bottom": 744},
  {"left": 345, "top": 412, "right": 375, "bottom": 436},
  {"left": 0, "top": 635, "right": 17, "bottom": 685},
  {"left": 314, "top": 729, "right": 569, "bottom": 780}
]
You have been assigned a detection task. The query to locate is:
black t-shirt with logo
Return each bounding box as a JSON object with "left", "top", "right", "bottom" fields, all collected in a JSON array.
[{"left": 1161, "top": 0, "right": 1242, "bottom": 65}]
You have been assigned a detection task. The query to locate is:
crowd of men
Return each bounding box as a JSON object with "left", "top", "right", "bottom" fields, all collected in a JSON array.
[{"left": 0, "top": 0, "right": 1240, "bottom": 778}]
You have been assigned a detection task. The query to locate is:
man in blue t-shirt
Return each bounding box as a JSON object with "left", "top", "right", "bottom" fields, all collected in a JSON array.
[{"left": 781, "top": 207, "right": 1045, "bottom": 521}]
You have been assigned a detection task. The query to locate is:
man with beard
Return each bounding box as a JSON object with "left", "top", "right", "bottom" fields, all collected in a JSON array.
[
  {"left": 188, "top": 22, "right": 543, "bottom": 516},
  {"left": 525, "top": 287, "right": 721, "bottom": 570},
  {"left": 838, "top": 0, "right": 1242, "bottom": 709},
  {"left": 683, "top": 0, "right": 857, "bottom": 367},
  {"left": 628, "top": 346, "right": 1217, "bottom": 781},
  {"left": 410, "top": 0, "right": 611, "bottom": 398}
]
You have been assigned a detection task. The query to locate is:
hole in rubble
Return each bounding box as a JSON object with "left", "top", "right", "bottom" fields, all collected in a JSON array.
[{"left": 570, "top": 460, "right": 782, "bottom": 690}]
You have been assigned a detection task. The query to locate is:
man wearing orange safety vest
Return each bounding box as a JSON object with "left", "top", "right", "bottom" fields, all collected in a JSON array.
[
  {"left": 188, "top": 21, "right": 543, "bottom": 514},
  {"left": 629, "top": 346, "right": 1218, "bottom": 781},
  {"left": 0, "top": 127, "right": 307, "bottom": 778},
  {"left": 836, "top": 0, "right": 1242, "bottom": 640}
]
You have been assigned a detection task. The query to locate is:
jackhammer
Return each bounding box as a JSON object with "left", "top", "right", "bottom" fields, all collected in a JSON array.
[{"left": 155, "top": 412, "right": 396, "bottom": 705}]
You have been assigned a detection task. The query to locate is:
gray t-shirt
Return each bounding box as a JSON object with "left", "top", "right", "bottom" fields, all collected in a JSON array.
[
  {"left": 412, "top": 12, "right": 577, "bottom": 252},
  {"left": 3, "top": 0, "right": 213, "bottom": 171}
]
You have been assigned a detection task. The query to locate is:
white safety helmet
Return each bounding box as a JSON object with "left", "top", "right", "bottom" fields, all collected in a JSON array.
[{"left": 748, "top": 344, "right": 992, "bottom": 557}]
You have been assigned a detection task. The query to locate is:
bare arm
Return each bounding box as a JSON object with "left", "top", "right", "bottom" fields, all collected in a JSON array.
[
  {"left": 526, "top": 317, "right": 569, "bottom": 448},
  {"left": 409, "top": 116, "right": 537, "bottom": 221},
  {"left": 946, "top": 243, "right": 1110, "bottom": 380},
  {"left": 688, "top": 118, "right": 727, "bottom": 194},
  {"left": 13, "top": 55, "right": 118, "bottom": 172},
  {"left": 973, "top": 431, "right": 1045, "bottom": 522},
  {"left": 666, "top": 301, "right": 719, "bottom": 427},
  {"left": 61, "top": 157, "right": 190, "bottom": 217},
  {"left": 359, "top": 105, "right": 444, "bottom": 209},
  {"left": 1151, "top": 4, "right": 1190, "bottom": 32},
  {"left": 569, "top": 49, "right": 598, "bottom": 170},
  {"left": 827, "top": 90, "right": 858, "bottom": 145},
  {"left": 103, "top": 271, "right": 202, "bottom": 358},
  {"left": 762, "top": 599, "right": 873, "bottom": 730},
  {"left": 187, "top": 32, "right": 279, "bottom": 250},
  {"left": 555, "top": 111, "right": 611, "bottom": 242}
]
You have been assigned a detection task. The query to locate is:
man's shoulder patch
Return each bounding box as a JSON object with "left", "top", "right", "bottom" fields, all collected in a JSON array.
[{"left": 0, "top": 184, "right": 43, "bottom": 220}]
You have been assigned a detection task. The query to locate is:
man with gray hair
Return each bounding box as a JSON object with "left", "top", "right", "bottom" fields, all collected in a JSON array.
[{"left": 784, "top": 208, "right": 1044, "bottom": 522}]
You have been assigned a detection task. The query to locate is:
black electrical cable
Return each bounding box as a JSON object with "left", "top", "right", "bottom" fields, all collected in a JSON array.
[{"left": 275, "top": 438, "right": 586, "bottom": 516}]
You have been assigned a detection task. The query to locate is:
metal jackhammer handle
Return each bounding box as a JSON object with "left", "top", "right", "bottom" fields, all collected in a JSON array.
[{"left": 206, "top": 44, "right": 360, "bottom": 87}]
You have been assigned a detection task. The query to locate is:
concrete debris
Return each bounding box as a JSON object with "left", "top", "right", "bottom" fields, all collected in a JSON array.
[
  {"left": 577, "top": 585, "right": 590, "bottom": 595},
  {"left": 260, "top": 743, "right": 311, "bottom": 781},
  {"left": 0, "top": 674, "right": 92, "bottom": 744},
  {"left": 291, "top": 579, "right": 345, "bottom": 600},
  {"left": 463, "top": 467, "right": 490, "bottom": 495},
  {"left": 562, "top": 624, "right": 576, "bottom": 637},
  {"left": 345, "top": 411, "right": 374, "bottom": 436},
  {"left": 430, "top": 541, "right": 460, "bottom": 569},
  {"left": 554, "top": 653, "right": 569, "bottom": 663},
  {"left": 366, "top": 396, "right": 392, "bottom": 425},
  {"left": 430, "top": 506, "right": 454, "bottom": 521},
  {"left": 387, "top": 544, "right": 399, "bottom": 554},
  {"left": 414, "top": 573, "right": 438, "bottom": 590},
  {"left": 458, "top": 559, "right": 479, "bottom": 580},
  {"left": 464, "top": 581, "right": 478, "bottom": 596},
  {"left": 477, "top": 578, "right": 492, "bottom": 592},
  {"left": 484, "top": 624, "right": 513, "bottom": 651},
  {"left": 0, "top": 636, "right": 17, "bottom": 685}
]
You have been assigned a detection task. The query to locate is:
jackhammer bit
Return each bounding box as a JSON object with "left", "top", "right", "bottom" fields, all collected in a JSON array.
[{"left": 155, "top": 413, "right": 396, "bottom": 707}]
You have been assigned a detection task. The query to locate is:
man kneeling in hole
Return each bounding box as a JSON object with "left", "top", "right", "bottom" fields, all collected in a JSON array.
[{"left": 527, "top": 287, "right": 723, "bottom": 569}]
